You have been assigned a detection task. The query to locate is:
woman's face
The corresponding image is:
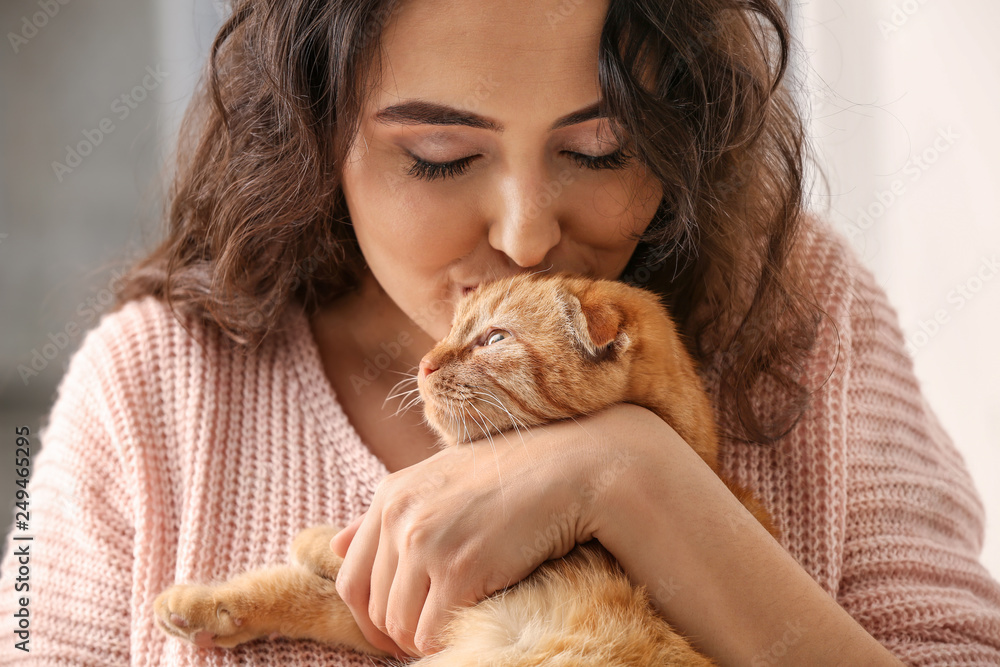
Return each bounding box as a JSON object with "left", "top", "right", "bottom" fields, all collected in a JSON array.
[{"left": 338, "top": 0, "right": 662, "bottom": 340}]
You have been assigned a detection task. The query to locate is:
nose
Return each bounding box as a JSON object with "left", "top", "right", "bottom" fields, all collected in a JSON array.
[
  {"left": 488, "top": 171, "right": 563, "bottom": 268},
  {"left": 419, "top": 357, "right": 438, "bottom": 378}
]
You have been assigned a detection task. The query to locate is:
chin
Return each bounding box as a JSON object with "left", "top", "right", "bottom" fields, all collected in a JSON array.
[{"left": 402, "top": 294, "right": 456, "bottom": 341}]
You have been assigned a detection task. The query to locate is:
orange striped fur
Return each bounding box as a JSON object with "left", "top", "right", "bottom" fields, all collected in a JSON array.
[{"left": 154, "top": 272, "right": 777, "bottom": 665}]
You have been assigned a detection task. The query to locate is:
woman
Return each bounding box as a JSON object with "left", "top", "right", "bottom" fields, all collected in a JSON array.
[{"left": 2, "top": 0, "right": 998, "bottom": 664}]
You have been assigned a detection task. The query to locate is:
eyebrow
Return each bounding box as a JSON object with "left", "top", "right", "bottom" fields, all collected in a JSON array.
[{"left": 372, "top": 100, "right": 604, "bottom": 133}]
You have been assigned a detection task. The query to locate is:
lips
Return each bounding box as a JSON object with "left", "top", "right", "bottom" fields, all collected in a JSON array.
[{"left": 458, "top": 272, "right": 534, "bottom": 297}]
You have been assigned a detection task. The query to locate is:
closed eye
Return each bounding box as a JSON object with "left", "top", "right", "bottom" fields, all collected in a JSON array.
[
  {"left": 406, "top": 154, "right": 479, "bottom": 180},
  {"left": 405, "top": 148, "right": 632, "bottom": 182},
  {"left": 563, "top": 149, "right": 631, "bottom": 170}
]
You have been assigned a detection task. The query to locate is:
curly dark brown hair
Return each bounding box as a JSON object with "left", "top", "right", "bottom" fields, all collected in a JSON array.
[{"left": 113, "top": 0, "right": 829, "bottom": 447}]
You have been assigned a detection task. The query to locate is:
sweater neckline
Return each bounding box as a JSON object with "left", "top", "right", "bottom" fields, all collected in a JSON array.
[{"left": 283, "top": 301, "right": 391, "bottom": 481}]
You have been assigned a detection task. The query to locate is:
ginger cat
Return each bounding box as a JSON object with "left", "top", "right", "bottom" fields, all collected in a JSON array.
[{"left": 154, "top": 272, "right": 777, "bottom": 665}]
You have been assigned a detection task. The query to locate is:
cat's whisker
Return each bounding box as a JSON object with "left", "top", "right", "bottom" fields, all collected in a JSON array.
[
  {"left": 566, "top": 415, "right": 596, "bottom": 442},
  {"left": 468, "top": 401, "right": 500, "bottom": 447},
  {"left": 384, "top": 383, "right": 424, "bottom": 417},
  {"left": 470, "top": 392, "right": 527, "bottom": 440},
  {"left": 436, "top": 398, "right": 458, "bottom": 449},
  {"left": 384, "top": 366, "right": 419, "bottom": 377},
  {"left": 465, "top": 421, "right": 475, "bottom": 458},
  {"left": 382, "top": 389, "right": 420, "bottom": 408},
  {"left": 526, "top": 265, "right": 553, "bottom": 282},
  {"left": 449, "top": 399, "right": 480, "bottom": 469},
  {"left": 473, "top": 389, "right": 532, "bottom": 456},
  {"left": 449, "top": 400, "right": 460, "bottom": 439},
  {"left": 383, "top": 376, "right": 420, "bottom": 412},
  {"left": 382, "top": 387, "right": 420, "bottom": 405},
  {"left": 386, "top": 374, "right": 418, "bottom": 396},
  {"left": 466, "top": 423, "right": 477, "bottom": 469},
  {"left": 467, "top": 392, "right": 507, "bottom": 420},
  {"left": 464, "top": 410, "right": 510, "bottom": 518},
  {"left": 462, "top": 401, "right": 489, "bottom": 444},
  {"left": 386, "top": 387, "right": 423, "bottom": 403},
  {"left": 504, "top": 274, "right": 517, "bottom": 301},
  {"left": 484, "top": 391, "right": 530, "bottom": 434},
  {"left": 466, "top": 402, "right": 510, "bottom": 518},
  {"left": 454, "top": 398, "right": 473, "bottom": 448},
  {"left": 401, "top": 393, "right": 425, "bottom": 411},
  {"left": 391, "top": 395, "right": 425, "bottom": 418},
  {"left": 384, "top": 384, "right": 419, "bottom": 402},
  {"left": 467, "top": 389, "right": 507, "bottom": 414}
]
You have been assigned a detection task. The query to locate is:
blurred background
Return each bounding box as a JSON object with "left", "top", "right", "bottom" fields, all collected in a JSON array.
[{"left": 1, "top": 0, "right": 997, "bottom": 583}]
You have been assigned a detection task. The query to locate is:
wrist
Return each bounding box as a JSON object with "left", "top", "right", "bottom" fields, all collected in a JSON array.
[
  {"left": 578, "top": 403, "right": 669, "bottom": 543},
  {"left": 531, "top": 403, "right": 650, "bottom": 548},
  {"left": 588, "top": 409, "right": 903, "bottom": 666},
  {"left": 511, "top": 407, "right": 642, "bottom": 560}
]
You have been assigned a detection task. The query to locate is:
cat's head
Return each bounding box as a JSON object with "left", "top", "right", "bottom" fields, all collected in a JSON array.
[{"left": 416, "top": 272, "right": 636, "bottom": 446}]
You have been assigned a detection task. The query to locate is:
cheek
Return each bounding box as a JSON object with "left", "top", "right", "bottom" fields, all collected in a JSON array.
[
  {"left": 353, "top": 185, "right": 478, "bottom": 268},
  {"left": 587, "top": 168, "right": 662, "bottom": 236},
  {"left": 563, "top": 168, "right": 662, "bottom": 271},
  {"left": 342, "top": 149, "right": 482, "bottom": 271}
]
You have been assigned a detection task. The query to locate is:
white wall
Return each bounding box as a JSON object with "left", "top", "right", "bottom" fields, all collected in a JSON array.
[
  {"left": 1, "top": 0, "right": 166, "bottom": 559},
  {"left": 153, "top": 0, "right": 227, "bottom": 155},
  {"left": 792, "top": 0, "right": 1000, "bottom": 580}
]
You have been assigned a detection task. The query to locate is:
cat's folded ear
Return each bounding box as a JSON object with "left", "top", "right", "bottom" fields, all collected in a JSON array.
[{"left": 560, "top": 287, "right": 631, "bottom": 361}]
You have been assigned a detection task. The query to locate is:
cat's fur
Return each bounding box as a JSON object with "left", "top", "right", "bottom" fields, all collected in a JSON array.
[{"left": 154, "top": 272, "right": 777, "bottom": 665}]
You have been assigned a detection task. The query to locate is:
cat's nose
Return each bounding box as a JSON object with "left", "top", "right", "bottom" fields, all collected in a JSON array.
[{"left": 419, "top": 357, "right": 438, "bottom": 378}]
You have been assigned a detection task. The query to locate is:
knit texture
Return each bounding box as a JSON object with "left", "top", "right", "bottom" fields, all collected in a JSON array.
[{"left": 2, "top": 216, "right": 999, "bottom": 666}]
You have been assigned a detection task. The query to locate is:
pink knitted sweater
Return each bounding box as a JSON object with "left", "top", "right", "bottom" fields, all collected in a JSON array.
[{"left": 2, "top": 217, "right": 999, "bottom": 666}]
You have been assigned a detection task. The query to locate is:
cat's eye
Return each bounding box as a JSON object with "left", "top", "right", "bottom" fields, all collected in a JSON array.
[{"left": 485, "top": 330, "right": 510, "bottom": 346}]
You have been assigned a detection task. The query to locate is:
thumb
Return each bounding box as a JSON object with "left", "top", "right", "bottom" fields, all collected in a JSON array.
[{"left": 330, "top": 513, "right": 366, "bottom": 557}]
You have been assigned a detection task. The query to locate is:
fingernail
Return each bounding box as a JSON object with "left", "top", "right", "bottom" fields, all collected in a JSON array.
[{"left": 330, "top": 536, "right": 345, "bottom": 557}]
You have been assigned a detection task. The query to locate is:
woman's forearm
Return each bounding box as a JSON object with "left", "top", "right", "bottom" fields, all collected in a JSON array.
[{"left": 591, "top": 404, "right": 903, "bottom": 666}]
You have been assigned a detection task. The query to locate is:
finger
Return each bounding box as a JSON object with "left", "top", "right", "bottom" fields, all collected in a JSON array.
[
  {"left": 331, "top": 513, "right": 366, "bottom": 557},
  {"left": 385, "top": 563, "right": 432, "bottom": 657},
  {"left": 414, "top": 583, "right": 469, "bottom": 656},
  {"left": 336, "top": 513, "right": 404, "bottom": 657},
  {"left": 367, "top": 529, "right": 398, "bottom": 642}
]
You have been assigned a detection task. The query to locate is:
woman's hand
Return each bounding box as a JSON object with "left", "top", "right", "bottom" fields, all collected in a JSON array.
[
  {"left": 333, "top": 398, "right": 905, "bottom": 666},
  {"left": 330, "top": 403, "right": 645, "bottom": 658}
]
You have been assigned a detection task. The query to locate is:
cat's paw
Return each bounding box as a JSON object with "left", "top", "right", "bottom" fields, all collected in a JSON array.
[
  {"left": 291, "top": 524, "right": 344, "bottom": 579},
  {"left": 154, "top": 583, "right": 264, "bottom": 649}
]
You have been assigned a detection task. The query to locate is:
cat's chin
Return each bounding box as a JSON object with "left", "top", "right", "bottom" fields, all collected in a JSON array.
[
  {"left": 422, "top": 405, "right": 495, "bottom": 447},
  {"left": 420, "top": 405, "right": 459, "bottom": 446},
  {"left": 427, "top": 422, "right": 484, "bottom": 448}
]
